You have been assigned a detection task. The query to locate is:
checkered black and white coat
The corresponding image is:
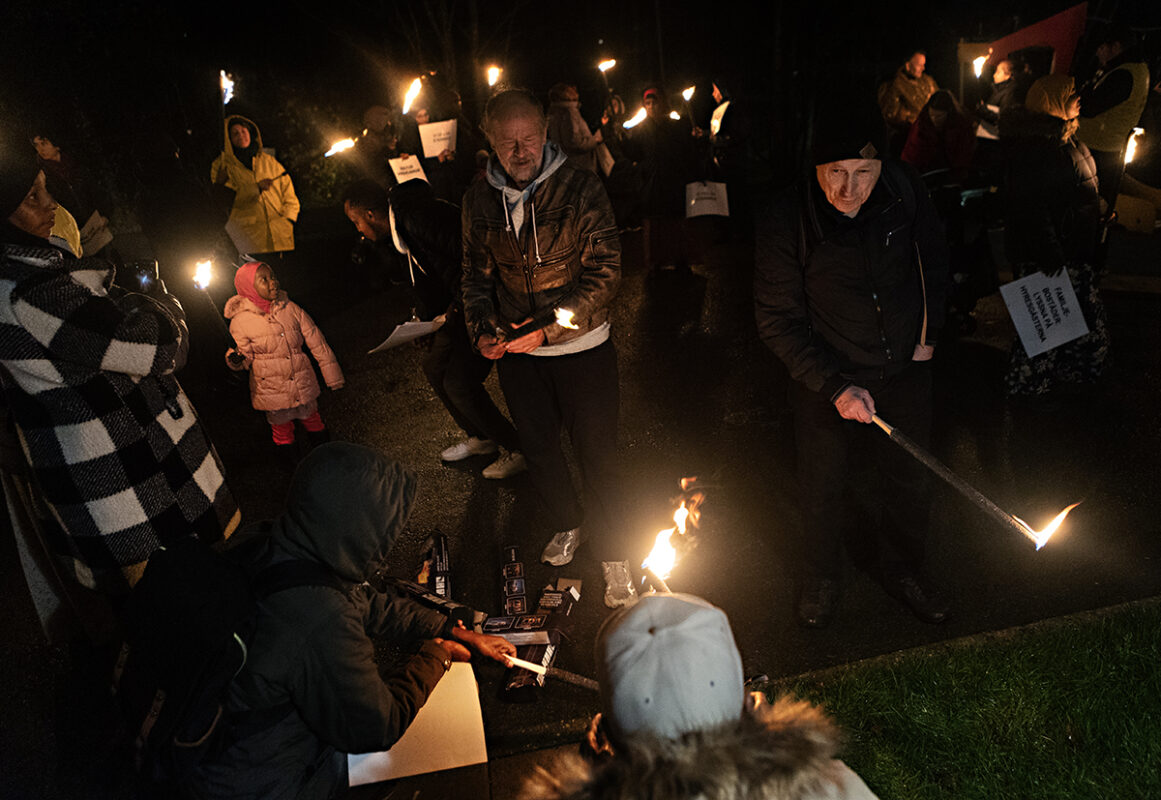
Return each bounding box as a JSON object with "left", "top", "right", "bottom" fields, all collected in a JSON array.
[{"left": 0, "top": 242, "right": 239, "bottom": 594}]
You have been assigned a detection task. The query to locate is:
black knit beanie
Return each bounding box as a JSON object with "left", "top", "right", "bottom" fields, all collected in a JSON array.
[
  {"left": 809, "top": 95, "right": 889, "bottom": 165},
  {"left": 0, "top": 129, "right": 43, "bottom": 217}
]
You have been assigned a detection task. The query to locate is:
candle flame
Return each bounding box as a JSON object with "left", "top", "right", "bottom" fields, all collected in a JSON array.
[
  {"left": 220, "top": 70, "right": 235, "bottom": 105},
  {"left": 1125, "top": 127, "right": 1144, "bottom": 165},
  {"left": 325, "top": 138, "right": 356, "bottom": 157},
  {"left": 487, "top": 65, "right": 502, "bottom": 87},
  {"left": 623, "top": 107, "right": 647, "bottom": 129},
  {"left": 554, "top": 308, "right": 579, "bottom": 329},
  {"left": 193, "top": 260, "right": 213, "bottom": 290},
  {"left": 598, "top": 59, "right": 616, "bottom": 73},
  {"left": 972, "top": 55, "right": 988, "bottom": 79},
  {"left": 682, "top": 86, "right": 695, "bottom": 102},
  {"left": 402, "top": 78, "right": 422, "bottom": 114},
  {"left": 1014, "top": 502, "right": 1081, "bottom": 550}
]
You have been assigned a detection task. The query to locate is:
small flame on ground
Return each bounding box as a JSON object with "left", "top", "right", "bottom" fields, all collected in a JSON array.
[
  {"left": 555, "top": 308, "right": 579, "bottom": 329},
  {"left": 623, "top": 108, "right": 647, "bottom": 129},
  {"left": 193, "top": 260, "right": 213, "bottom": 290},
  {"left": 403, "top": 78, "right": 422, "bottom": 114},
  {"left": 325, "top": 138, "right": 356, "bottom": 157},
  {"left": 642, "top": 529, "right": 677, "bottom": 579},
  {"left": 1014, "top": 502, "right": 1081, "bottom": 550}
]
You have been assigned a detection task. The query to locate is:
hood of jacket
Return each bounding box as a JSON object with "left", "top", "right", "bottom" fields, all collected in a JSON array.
[
  {"left": 222, "top": 113, "right": 264, "bottom": 160},
  {"left": 270, "top": 442, "right": 417, "bottom": 583},
  {"left": 485, "top": 140, "right": 568, "bottom": 235},
  {"left": 999, "top": 106, "right": 1070, "bottom": 143},
  {"left": 223, "top": 289, "right": 288, "bottom": 319},
  {"left": 521, "top": 697, "right": 849, "bottom": 800}
]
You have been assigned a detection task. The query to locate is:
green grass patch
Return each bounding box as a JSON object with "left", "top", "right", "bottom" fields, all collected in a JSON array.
[{"left": 761, "top": 600, "right": 1161, "bottom": 799}]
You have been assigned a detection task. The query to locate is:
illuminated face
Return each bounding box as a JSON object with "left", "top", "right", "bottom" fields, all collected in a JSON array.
[
  {"left": 32, "top": 136, "right": 61, "bottom": 161},
  {"left": 252, "top": 264, "right": 279, "bottom": 301},
  {"left": 344, "top": 202, "right": 390, "bottom": 242},
  {"left": 993, "top": 61, "right": 1012, "bottom": 84},
  {"left": 8, "top": 171, "right": 57, "bottom": 239},
  {"left": 415, "top": 108, "right": 430, "bottom": 125},
  {"left": 489, "top": 112, "right": 547, "bottom": 187},
  {"left": 905, "top": 52, "right": 926, "bottom": 79},
  {"left": 229, "top": 123, "right": 251, "bottom": 150},
  {"left": 815, "top": 159, "right": 882, "bottom": 217}
]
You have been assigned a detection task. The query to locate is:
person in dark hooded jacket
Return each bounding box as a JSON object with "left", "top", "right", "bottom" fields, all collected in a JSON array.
[
  {"left": 191, "top": 442, "right": 515, "bottom": 799},
  {"left": 342, "top": 179, "right": 525, "bottom": 479}
]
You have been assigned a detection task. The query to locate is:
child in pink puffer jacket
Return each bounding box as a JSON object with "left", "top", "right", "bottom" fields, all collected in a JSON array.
[{"left": 225, "top": 261, "right": 343, "bottom": 451}]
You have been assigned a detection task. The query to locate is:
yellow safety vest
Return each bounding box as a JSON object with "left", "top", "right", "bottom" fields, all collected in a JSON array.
[{"left": 1077, "top": 61, "right": 1150, "bottom": 153}]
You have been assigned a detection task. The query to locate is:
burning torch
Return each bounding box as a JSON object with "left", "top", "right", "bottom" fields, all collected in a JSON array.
[
  {"left": 194, "top": 259, "right": 241, "bottom": 362},
  {"left": 871, "top": 414, "right": 1078, "bottom": 550},
  {"left": 641, "top": 478, "right": 706, "bottom": 593}
]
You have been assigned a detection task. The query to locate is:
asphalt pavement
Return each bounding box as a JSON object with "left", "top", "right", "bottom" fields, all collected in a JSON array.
[{"left": 4, "top": 214, "right": 1161, "bottom": 799}]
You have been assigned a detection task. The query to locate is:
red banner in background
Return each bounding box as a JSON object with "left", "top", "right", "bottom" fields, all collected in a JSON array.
[{"left": 986, "top": 2, "right": 1089, "bottom": 74}]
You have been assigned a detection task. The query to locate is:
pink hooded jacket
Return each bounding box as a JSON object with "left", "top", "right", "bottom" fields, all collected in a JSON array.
[{"left": 225, "top": 289, "right": 343, "bottom": 412}]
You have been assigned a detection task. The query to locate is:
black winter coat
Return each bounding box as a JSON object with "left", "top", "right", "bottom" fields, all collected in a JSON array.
[
  {"left": 754, "top": 160, "right": 949, "bottom": 401},
  {"left": 384, "top": 179, "right": 463, "bottom": 318},
  {"left": 999, "top": 108, "right": 1102, "bottom": 274}
]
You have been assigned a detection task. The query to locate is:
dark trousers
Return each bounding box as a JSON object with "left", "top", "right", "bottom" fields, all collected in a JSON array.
[
  {"left": 497, "top": 341, "right": 621, "bottom": 557},
  {"left": 791, "top": 363, "right": 933, "bottom": 582},
  {"left": 422, "top": 311, "right": 520, "bottom": 452}
]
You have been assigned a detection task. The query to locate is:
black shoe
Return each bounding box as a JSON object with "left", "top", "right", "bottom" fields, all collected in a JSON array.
[
  {"left": 884, "top": 574, "right": 949, "bottom": 624},
  {"left": 796, "top": 578, "right": 839, "bottom": 628}
]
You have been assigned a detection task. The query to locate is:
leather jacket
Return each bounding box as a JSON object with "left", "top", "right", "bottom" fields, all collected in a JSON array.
[{"left": 461, "top": 147, "right": 621, "bottom": 348}]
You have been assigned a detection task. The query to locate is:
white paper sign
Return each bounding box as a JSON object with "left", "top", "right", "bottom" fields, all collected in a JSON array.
[
  {"left": 368, "top": 316, "right": 445, "bottom": 353},
  {"left": 390, "top": 155, "right": 428, "bottom": 184},
  {"left": 685, "top": 181, "right": 730, "bottom": 218},
  {"left": 999, "top": 271, "right": 1089, "bottom": 358},
  {"left": 347, "top": 662, "right": 487, "bottom": 784},
  {"left": 419, "top": 120, "right": 457, "bottom": 159}
]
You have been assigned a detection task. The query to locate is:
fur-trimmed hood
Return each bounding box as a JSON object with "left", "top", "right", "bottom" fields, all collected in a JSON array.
[{"left": 520, "top": 697, "right": 876, "bottom": 800}]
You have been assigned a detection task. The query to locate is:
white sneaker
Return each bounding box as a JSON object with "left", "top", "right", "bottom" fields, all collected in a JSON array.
[
  {"left": 603, "top": 560, "right": 639, "bottom": 608},
  {"left": 440, "top": 437, "right": 498, "bottom": 462},
  {"left": 482, "top": 450, "right": 527, "bottom": 479},
  {"left": 541, "top": 528, "right": 580, "bottom": 566}
]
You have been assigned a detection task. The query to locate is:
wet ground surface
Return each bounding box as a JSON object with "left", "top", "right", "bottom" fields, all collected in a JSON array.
[{"left": 4, "top": 216, "right": 1161, "bottom": 798}]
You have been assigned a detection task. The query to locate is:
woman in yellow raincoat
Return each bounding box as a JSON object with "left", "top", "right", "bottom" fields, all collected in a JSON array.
[{"left": 211, "top": 115, "right": 300, "bottom": 257}]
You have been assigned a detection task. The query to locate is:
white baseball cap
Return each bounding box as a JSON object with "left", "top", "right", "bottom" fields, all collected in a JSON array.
[{"left": 596, "top": 593, "right": 745, "bottom": 741}]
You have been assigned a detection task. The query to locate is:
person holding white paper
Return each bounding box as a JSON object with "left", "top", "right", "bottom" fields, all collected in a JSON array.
[
  {"left": 191, "top": 443, "right": 515, "bottom": 800},
  {"left": 1000, "top": 74, "right": 1110, "bottom": 396}
]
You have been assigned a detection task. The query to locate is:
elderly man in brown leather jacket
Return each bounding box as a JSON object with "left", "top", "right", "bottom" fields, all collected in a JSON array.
[{"left": 461, "top": 89, "right": 627, "bottom": 599}]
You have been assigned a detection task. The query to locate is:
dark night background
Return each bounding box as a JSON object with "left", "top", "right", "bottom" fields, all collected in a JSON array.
[{"left": 5, "top": 0, "right": 1158, "bottom": 215}]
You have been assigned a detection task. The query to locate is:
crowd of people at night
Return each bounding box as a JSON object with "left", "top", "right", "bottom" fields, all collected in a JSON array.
[{"left": 2, "top": 13, "right": 1160, "bottom": 799}]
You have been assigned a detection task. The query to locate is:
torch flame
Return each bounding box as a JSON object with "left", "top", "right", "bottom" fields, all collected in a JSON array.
[
  {"left": 554, "top": 308, "right": 579, "bottom": 329},
  {"left": 325, "top": 138, "right": 356, "bottom": 157},
  {"left": 669, "top": 110, "right": 681, "bottom": 120},
  {"left": 972, "top": 55, "right": 988, "bottom": 79},
  {"left": 193, "top": 260, "right": 213, "bottom": 290},
  {"left": 220, "top": 70, "right": 235, "bottom": 105},
  {"left": 642, "top": 528, "right": 678, "bottom": 580},
  {"left": 682, "top": 86, "right": 695, "bottom": 102},
  {"left": 623, "top": 107, "right": 647, "bottom": 129},
  {"left": 487, "top": 65, "right": 502, "bottom": 87},
  {"left": 402, "top": 78, "right": 422, "bottom": 114},
  {"left": 641, "top": 480, "right": 705, "bottom": 583},
  {"left": 1125, "top": 127, "right": 1144, "bottom": 165},
  {"left": 598, "top": 59, "right": 617, "bottom": 73},
  {"left": 1014, "top": 502, "right": 1081, "bottom": 550}
]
